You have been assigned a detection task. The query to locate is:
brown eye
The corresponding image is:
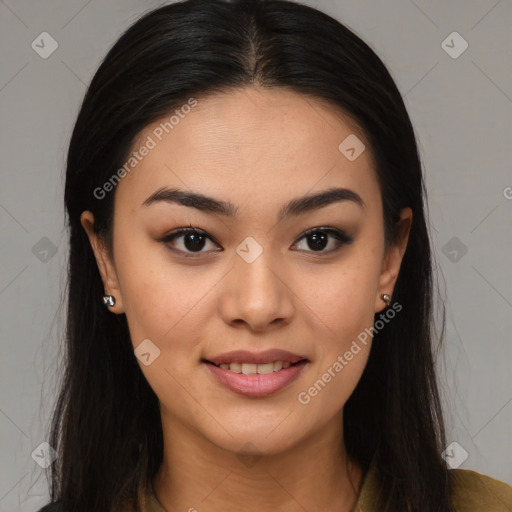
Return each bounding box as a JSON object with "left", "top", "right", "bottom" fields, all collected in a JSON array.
[
  {"left": 293, "top": 228, "right": 353, "bottom": 254},
  {"left": 160, "top": 226, "right": 353, "bottom": 258},
  {"left": 161, "top": 228, "right": 220, "bottom": 257}
]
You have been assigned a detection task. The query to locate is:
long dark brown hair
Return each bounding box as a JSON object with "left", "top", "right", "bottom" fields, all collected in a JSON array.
[{"left": 42, "top": 0, "right": 453, "bottom": 510}]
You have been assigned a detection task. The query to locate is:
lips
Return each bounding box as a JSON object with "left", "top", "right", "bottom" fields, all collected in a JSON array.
[
  {"left": 204, "top": 349, "right": 308, "bottom": 366},
  {"left": 203, "top": 349, "right": 310, "bottom": 397},
  {"left": 204, "top": 359, "right": 309, "bottom": 397}
]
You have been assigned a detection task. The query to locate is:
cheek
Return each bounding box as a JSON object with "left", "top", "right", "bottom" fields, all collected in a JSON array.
[
  {"left": 112, "top": 235, "right": 200, "bottom": 350},
  {"left": 294, "top": 248, "right": 381, "bottom": 410},
  {"left": 304, "top": 252, "right": 382, "bottom": 343},
  {"left": 296, "top": 275, "right": 375, "bottom": 421}
]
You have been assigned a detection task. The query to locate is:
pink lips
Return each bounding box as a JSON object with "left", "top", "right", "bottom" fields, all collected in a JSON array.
[{"left": 203, "top": 349, "right": 309, "bottom": 397}]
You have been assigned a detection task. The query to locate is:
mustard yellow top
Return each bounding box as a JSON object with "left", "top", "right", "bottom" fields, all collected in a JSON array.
[{"left": 137, "top": 459, "right": 512, "bottom": 512}]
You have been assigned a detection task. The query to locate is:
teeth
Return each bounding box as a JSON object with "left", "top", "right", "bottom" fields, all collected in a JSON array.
[
  {"left": 253, "top": 362, "right": 274, "bottom": 374},
  {"left": 242, "top": 363, "right": 258, "bottom": 375},
  {"left": 217, "top": 360, "right": 299, "bottom": 374}
]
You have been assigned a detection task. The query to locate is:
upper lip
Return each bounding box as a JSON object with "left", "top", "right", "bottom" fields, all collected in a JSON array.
[{"left": 205, "top": 349, "right": 307, "bottom": 366}]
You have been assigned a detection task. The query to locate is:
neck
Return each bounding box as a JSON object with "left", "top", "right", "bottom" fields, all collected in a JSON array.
[{"left": 152, "top": 410, "right": 364, "bottom": 512}]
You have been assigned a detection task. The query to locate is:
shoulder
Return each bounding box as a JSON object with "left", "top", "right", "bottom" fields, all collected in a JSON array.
[{"left": 450, "top": 468, "right": 512, "bottom": 511}]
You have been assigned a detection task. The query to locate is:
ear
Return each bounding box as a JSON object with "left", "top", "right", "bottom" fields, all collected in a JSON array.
[
  {"left": 80, "top": 210, "right": 125, "bottom": 314},
  {"left": 374, "top": 207, "right": 413, "bottom": 313}
]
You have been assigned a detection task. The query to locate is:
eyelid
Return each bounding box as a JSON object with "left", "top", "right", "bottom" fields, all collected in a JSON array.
[
  {"left": 298, "top": 226, "right": 353, "bottom": 243},
  {"left": 159, "top": 226, "right": 221, "bottom": 258},
  {"left": 160, "top": 225, "right": 353, "bottom": 257},
  {"left": 291, "top": 227, "right": 353, "bottom": 254}
]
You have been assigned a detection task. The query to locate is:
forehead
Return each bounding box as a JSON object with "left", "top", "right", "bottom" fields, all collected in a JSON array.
[{"left": 115, "top": 86, "right": 379, "bottom": 212}]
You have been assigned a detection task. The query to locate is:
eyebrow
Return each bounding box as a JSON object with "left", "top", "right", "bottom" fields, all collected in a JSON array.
[{"left": 141, "top": 186, "right": 365, "bottom": 221}]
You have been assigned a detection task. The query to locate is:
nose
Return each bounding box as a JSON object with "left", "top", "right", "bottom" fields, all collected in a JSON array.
[{"left": 218, "top": 244, "right": 295, "bottom": 332}]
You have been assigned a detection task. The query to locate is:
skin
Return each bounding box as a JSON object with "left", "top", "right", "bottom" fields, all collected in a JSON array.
[{"left": 81, "top": 86, "right": 412, "bottom": 512}]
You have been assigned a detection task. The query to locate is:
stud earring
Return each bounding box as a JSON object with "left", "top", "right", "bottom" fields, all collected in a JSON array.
[
  {"left": 381, "top": 293, "right": 391, "bottom": 306},
  {"left": 102, "top": 295, "right": 116, "bottom": 308}
]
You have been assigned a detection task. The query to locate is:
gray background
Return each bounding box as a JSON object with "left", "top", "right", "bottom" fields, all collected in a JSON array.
[{"left": 0, "top": 0, "right": 511, "bottom": 510}]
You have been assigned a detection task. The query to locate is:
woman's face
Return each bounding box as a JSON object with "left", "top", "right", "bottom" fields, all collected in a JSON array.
[{"left": 82, "top": 86, "right": 411, "bottom": 457}]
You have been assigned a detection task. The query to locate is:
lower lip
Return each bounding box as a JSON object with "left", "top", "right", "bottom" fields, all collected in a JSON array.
[{"left": 204, "top": 361, "right": 308, "bottom": 398}]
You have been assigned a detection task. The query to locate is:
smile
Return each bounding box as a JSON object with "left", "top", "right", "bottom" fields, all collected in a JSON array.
[{"left": 203, "top": 359, "right": 309, "bottom": 397}]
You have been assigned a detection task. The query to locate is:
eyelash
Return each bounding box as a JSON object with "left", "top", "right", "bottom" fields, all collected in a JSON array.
[{"left": 159, "top": 225, "right": 353, "bottom": 258}]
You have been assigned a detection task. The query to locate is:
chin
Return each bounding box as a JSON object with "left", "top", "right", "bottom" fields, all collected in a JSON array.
[{"left": 206, "top": 426, "right": 301, "bottom": 458}]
